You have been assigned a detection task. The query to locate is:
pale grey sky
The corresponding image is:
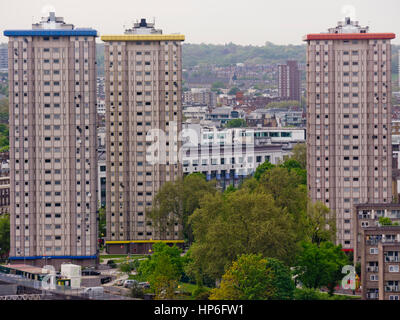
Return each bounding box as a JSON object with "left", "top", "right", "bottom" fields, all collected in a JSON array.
[{"left": 0, "top": 0, "right": 399, "bottom": 45}]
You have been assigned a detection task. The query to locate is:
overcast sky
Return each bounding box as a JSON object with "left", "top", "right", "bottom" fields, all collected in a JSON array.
[{"left": 0, "top": 0, "right": 399, "bottom": 45}]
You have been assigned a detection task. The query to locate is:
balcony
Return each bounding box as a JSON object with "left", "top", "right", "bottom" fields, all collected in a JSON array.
[
  {"left": 366, "top": 293, "right": 379, "bottom": 300},
  {"left": 367, "top": 266, "right": 379, "bottom": 272},
  {"left": 382, "top": 239, "right": 399, "bottom": 244},
  {"left": 366, "top": 239, "right": 400, "bottom": 246},
  {"left": 385, "top": 257, "right": 400, "bottom": 262},
  {"left": 385, "top": 286, "right": 399, "bottom": 292}
]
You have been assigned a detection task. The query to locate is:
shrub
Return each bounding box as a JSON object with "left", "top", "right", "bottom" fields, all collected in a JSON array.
[
  {"left": 130, "top": 282, "right": 145, "bottom": 299},
  {"left": 193, "top": 286, "right": 211, "bottom": 300},
  {"left": 294, "top": 288, "right": 321, "bottom": 300}
]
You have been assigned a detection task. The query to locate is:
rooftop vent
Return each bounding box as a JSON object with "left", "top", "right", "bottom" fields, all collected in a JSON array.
[{"left": 139, "top": 18, "right": 147, "bottom": 28}]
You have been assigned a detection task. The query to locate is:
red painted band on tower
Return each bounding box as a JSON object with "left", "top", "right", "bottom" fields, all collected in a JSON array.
[{"left": 303, "top": 33, "right": 396, "bottom": 41}]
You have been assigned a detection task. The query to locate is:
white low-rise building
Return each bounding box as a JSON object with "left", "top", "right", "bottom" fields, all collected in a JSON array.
[{"left": 180, "top": 125, "right": 305, "bottom": 189}]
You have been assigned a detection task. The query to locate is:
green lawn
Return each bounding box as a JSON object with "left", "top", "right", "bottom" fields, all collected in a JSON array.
[
  {"left": 99, "top": 254, "right": 149, "bottom": 263},
  {"left": 125, "top": 275, "right": 207, "bottom": 300},
  {"left": 100, "top": 254, "right": 149, "bottom": 259},
  {"left": 178, "top": 282, "right": 198, "bottom": 295},
  {"left": 319, "top": 292, "right": 361, "bottom": 300}
]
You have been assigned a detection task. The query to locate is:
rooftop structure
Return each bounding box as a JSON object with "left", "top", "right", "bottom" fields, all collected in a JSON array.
[
  {"left": 4, "top": 12, "right": 97, "bottom": 37},
  {"left": 101, "top": 18, "right": 184, "bottom": 42},
  {"left": 304, "top": 17, "right": 394, "bottom": 41}
]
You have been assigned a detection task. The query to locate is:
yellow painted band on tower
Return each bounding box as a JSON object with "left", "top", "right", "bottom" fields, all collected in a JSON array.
[
  {"left": 100, "top": 35, "right": 185, "bottom": 42},
  {"left": 105, "top": 240, "right": 185, "bottom": 244}
]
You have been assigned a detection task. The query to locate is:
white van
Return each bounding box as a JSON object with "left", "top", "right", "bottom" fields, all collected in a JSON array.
[
  {"left": 83, "top": 286, "right": 104, "bottom": 297},
  {"left": 123, "top": 279, "right": 138, "bottom": 288}
]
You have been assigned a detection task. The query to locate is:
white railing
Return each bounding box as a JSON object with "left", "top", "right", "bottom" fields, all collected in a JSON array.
[
  {"left": 385, "top": 257, "right": 400, "bottom": 262},
  {"left": 366, "top": 293, "right": 379, "bottom": 299},
  {"left": 385, "top": 286, "right": 399, "bottom": 292},
  {"left": 367, "top": 266, "right": 379, "bottom": 272}
]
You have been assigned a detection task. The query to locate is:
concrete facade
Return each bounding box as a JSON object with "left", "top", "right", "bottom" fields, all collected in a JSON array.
[
  {"left": 305, "top": 18, "right": 395, "bottom": 249},
  {"left": 278, "top": 60, "right": 301, "bottom": 102},
  {"left": 101, "top": 19, "right": 184, "bottom": 251},
  {"left": 4, "top": 13, "right": 98, "bottom": 267},
  {"left": 359, "top": 226, "right": 400, "bottom": 300},
  {"left": 354, "top": 203, "right": 400, "bottom": 263}
]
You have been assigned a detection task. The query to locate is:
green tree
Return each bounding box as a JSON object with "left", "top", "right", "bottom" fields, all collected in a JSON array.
[
  {"left": 265, "top": 100, "right": 300, "bottom": 109},
  {"left": 253, "top": 160, "right": 275, "bottom": 181},
  {"left": 209, "top": 254, "right": 294, "bottom": 300},
  {"left": 181, "top": 43, "right": 306, "bottom": 68},
  {"left": 256, "top": 166, "right": 307, "bottom": 229},
  {"left": 211, "top": 81, "right": 226, "bottom": 93},
  {"left": 0, "top": 99, "right": 9, "bottom": 148},
  {"left": 98, "top": 206, "right": 106, "bottom": 238},
  {"left": 148, "top": 174, "right": 216, "bottom": 244},
  {"left": 0, "top": 214, "right": 10, "bottom": 257},
  {"left": 223, "top": 184, "right": 237, "bottom": 195},
  {"left": 291, "top": 143, "right": 306, "bottom": 170},
  {"left": 228, "top": 87, "right": 240, "bottom": 95},
  {"left": 294, "top": 241, "right": 349, "bottom": 296},
  {"left": 294, "top": 288, "right": 321, "bottom": 300},
  {"left": 279, "top": 158, "right": 306, "bottom": 185},
  {"left": 192, "top": 286, "right": 211, "bottom": 300},
  {"left": 225, "top": 118, "right": 247, "bottom": 128},
  {"left": 119, "top": 258, "right": 139, "bottom": 274},
  {"left": 305, "top": 201, "right": 336, "bottom": 244},
  {"left": 130, "top": 282, "right": 145, "bottom": 299},
  {"left": 189, "top": 190, "right": 299, "bottom": 281},
  {"left": 379, "top": 216, "right": 396, "bottom": 226},
  {"left": 138, "top": 243, "right": 184, "bottom": 299}
]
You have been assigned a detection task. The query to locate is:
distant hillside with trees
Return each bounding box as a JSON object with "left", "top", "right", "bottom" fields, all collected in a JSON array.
[
  {"left": 95, "top": 42, "right": 400, "bottom": 77},
  {"left": 182, "top": 42, "right": 306, "bottom": 67}
]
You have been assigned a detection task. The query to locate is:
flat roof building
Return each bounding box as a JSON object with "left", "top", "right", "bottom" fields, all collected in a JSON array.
[
  {"left": 358, "top": 225, "right": 400, "bottom": 300},
  {"left": 278, "top": 60, "right": 300, "bottom": 102},
  {"left": 305, "top": 18, "right": 395, "bottom": 250},
  {"left": 354, "top": 203, "right": 400, "bottom": 263},
  {"left": 4, "top": 13, "right": 99, "bottom": 269},
  {"left": 101, "top": 19, "right": 185, "bottom": 254}
]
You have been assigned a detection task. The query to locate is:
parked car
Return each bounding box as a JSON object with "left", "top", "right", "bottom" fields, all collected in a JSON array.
[
  {"left": 106, "top": 260, "right": 117, "bottom": 268},
  {"left": 114, "top": 279, "right": 124, "bottom": 286},
  {"left": 83, "top": 287, "right": 104, "bottom": 297},
  {"left": 82, "top": 270, "right": 101, "bottom": 276},
  {"left": 123, "top": 279, "right": 138, "bottom": 288},
  {"left": 139, "top": 282, "right": 150, "bottom": 289},
  {"left": 101, "top": 276, "right": 112, "bottom": 284}
]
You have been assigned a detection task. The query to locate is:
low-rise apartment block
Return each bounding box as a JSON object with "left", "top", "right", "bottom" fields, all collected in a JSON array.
[
  {"left": 354, "top": 203, "right": 400, "bottom": 263},
  {"left": 358, "top": 225, "right": 400, "bottom": 300}
]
